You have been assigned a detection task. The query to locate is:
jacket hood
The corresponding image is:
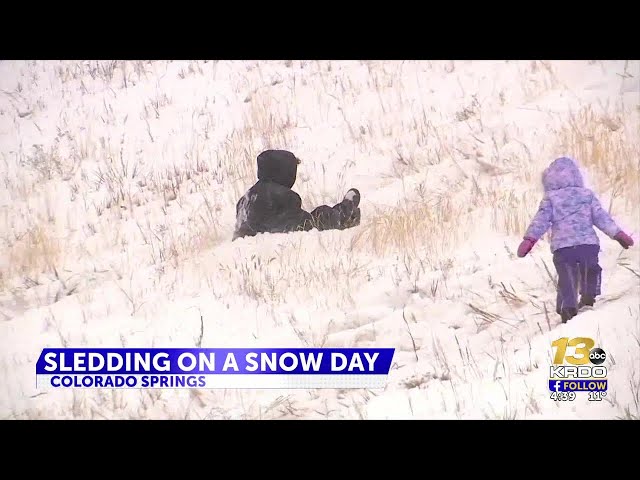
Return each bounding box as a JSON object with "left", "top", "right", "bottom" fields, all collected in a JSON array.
[
  {"left": 542, "top": 157, "right": 584, "bottom": 192},
  {"left": 257, "top": 150, "right": 299, "bottom": 188}
]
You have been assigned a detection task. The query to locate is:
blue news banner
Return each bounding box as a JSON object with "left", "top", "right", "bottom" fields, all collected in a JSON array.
[{"left": 35, "top": 348, "right": 395, "bottom": 390}]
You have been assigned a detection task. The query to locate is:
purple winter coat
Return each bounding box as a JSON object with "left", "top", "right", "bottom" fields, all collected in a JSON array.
[{"left": 523, "top": 157, "right": 621, "bottom": 252}]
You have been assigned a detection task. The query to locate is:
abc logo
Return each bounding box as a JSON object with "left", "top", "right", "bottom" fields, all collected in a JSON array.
[{"left": 589, "top": 348, "right": 607, "bottom": 365}]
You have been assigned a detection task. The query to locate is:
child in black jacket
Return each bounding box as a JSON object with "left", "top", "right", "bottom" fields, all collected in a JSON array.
[{"left": 233, "top": 150, "right": 361, "bottom": 240}]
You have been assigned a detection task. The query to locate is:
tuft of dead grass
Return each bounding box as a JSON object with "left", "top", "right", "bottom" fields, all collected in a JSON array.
[
  {"left": 555, "top": 104, "right": 639, "bottom": 214},
  {"left": 3, "top": 224, "right": 60, "bottom": 285},
  {"left": 353, "top": 194, "right": 465, "bottom": 258}
]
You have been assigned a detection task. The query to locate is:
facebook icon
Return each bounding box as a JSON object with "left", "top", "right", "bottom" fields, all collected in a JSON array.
[{"left": 552, "top": 380, "right": 561, "bottom": 392}]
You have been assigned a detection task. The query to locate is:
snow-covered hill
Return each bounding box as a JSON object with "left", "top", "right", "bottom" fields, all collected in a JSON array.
[{"left": 1, "top": 60, "right": 638, "bottom": 419}]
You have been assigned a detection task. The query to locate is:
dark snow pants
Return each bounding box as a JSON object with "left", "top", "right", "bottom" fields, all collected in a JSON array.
[{"left": 553, "top": 244, "right": 602, "bottom": 313}]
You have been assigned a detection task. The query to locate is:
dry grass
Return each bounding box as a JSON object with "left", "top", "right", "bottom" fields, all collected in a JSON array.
[
  {"left": 2, "top": 224, "right": 60, "bottom": 286},
  {"left": 211, "top": 236, "right": 369, "bottom": 309},
  {"left": 354, "top": 192, "right": 466, "bottom": 258},
  {"left": 554, "top": 104, "right": 639, "bottom": 214}
]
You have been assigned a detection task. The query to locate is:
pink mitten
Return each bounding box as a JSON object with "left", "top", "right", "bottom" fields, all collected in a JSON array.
[
  {"left": 614, "top": 231, "right": 634, "bottom": 249},
  {"left": 517, "top": 238, "right": 537, "bottom": 258}
]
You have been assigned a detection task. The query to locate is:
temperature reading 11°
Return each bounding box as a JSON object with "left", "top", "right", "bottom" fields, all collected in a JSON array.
[{"left": 588, "top": 391, "right": 607, "bottom": 402}]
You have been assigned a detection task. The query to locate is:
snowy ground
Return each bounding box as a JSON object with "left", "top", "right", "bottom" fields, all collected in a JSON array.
[{"left": 0, "top": 60, "right": 638, "bottom": 419}]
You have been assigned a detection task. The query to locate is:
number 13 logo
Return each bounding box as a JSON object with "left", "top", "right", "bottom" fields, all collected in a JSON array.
[{"left": 552, "top": 337, "right": 595, "bottom": 365}]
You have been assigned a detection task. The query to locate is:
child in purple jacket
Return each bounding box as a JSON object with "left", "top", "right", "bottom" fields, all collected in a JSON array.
[{"left": 517, "top": 157, "right": 634, "bottom": 323}]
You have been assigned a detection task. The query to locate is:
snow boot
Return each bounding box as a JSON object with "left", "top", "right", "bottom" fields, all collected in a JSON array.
[
  {"left": 344, "top": 188, "right": 360, "bottom": 209},
  {"left": 560, "top": 307, "right": 578, "bottom": 323},
  {"left": 578, "top": 294, "right": 595, "bottom": 309},
  {"left": 342, "top": 188, "right": 361, "bottom": 228}
]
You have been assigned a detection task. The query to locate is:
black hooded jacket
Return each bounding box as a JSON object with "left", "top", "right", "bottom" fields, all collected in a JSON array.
[{"left": 233, "top": 150, "right": 314, "bottom": 240}]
